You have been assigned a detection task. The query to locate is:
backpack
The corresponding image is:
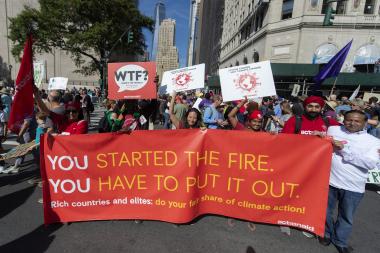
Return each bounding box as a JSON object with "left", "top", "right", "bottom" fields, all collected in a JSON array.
[
  {"left": 98, "top": 112, "right": 110, "bottom": 133},
  {"left": 89, "top": 100, "right": 95, "bottom": 113},
  {"left": 294, "top": 115, "right": 330, "bottom": 134}
]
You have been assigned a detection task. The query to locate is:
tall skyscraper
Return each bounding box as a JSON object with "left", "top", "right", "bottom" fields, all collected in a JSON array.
[
  {"left": 195, "top": 0, "right": 224, "bottom": 75},
  {"left": 186, "top": 0, "right": 202, "bottom": 66},
  {"left": 156, "top": 19, "right": 179, "bottom": 82},
  {"left": 151, "top": 1, "right": 166, "bottom": 61}
]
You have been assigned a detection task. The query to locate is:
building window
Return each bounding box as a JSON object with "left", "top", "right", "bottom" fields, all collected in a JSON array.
[
  {"left": 364, "top": 0, "right": 375, "bottom": 14},
  {"left": 235, "top": 61, "right": 239, "bottom": 66},
  {"left": 336, "top": 1, "right": 347, "bottom": 14},
  {"left": 243, "top": 56, "right": 248, "bottom": 64},
  {"left": 310, "top": 0, "right": 319, "bottom": 8},
  {"left": 282, "top": 0, "right": 294, "bottom": 20}
]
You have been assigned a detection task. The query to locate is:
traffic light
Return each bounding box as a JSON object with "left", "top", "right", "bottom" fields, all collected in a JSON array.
[
  {"left": 127, "top": 31, "right": 134, "bottom": 43},
  {"left": 323, "top": 5, "right": 336, "bottom": 26}
]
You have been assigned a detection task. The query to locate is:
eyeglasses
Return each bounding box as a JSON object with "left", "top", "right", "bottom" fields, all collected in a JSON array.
[{"left": 65, "top": 110, "right": 78, "bottom": 114}]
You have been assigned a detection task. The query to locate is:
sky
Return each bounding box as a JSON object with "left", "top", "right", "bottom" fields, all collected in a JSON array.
[{"left": 138, "top": 0, "right": 190, "bottom": 67}]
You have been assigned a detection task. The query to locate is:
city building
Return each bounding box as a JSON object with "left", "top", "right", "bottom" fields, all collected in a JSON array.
[
  {"left": 0, "top": 0, "right": 98, "bottom": 88},
  {"left": 217, "top": 0, "right": 380, "bottom": 93},
  {"left": 151, "top": 1, "right": 166, "bottom": 61},
  {"left": 195, "top": 0, "right": 224, "bottom": 76},
  {"left": 187, "top": 0, "right": 202, "bottom": 66},
  {"left": 156, "top": 19, "right": 179, "bottom": 82}
]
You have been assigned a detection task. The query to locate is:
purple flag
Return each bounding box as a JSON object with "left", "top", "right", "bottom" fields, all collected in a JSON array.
[{"left": 314, "top": 40, "right": 353, "bottom": 86}]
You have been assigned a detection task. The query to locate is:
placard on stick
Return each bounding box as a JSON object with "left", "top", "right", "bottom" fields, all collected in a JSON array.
[
  {"left": 108, "top": 62, "right": 156, "bottom": 99},
  {"left": 219, "top": 61, "right": 276, "bottom": 102},
  {"left": 161, "top": 64, "right": 205, "bottom": 93},
  {"left": 48, "top": 77, "right": 68, "bottom": 90}
]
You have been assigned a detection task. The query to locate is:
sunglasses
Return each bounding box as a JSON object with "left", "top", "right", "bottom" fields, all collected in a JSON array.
[{"left": 65, "top": 109, "right": 78, "bottom": 114}]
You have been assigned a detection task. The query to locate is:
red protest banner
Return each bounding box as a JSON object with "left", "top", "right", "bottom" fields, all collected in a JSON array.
[
  {"left": 8, "top": 35, "right": 35, "bottom": 133},
  {"left": 107, "top": 62, "right": 156, "bottom": 99},
  {"left": 40, "top": 130, "right": 332, "bottom": 236}
]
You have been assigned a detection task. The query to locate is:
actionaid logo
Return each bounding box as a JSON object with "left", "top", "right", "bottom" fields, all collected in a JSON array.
[{"left": 114, "top": 64, "right": 149, "bottom": 92}]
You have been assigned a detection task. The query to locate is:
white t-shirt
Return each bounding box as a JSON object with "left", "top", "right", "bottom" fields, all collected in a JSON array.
[
  {"left": 328, "top": 126, "right": 380, "bottom": 193},
  {"left": 0, "top": 110, "right": 6, "bottom": 136}
]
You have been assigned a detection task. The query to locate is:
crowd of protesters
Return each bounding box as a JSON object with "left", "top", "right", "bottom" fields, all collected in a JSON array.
[
  {"left": 0, "top": 77, "right": 379, "bottom": 253},
  {"left": 97, "top": 89, "right": 380, "bottom": 253}
]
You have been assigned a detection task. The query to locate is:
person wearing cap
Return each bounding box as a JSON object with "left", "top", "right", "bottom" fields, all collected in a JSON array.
[
  {"left": 228, "top": 98, "right": 263, "bottom": 131},
  {"left": 319, "top": 110, "right": 380, "bottom": 253},
  {"left": 282, "top": 96, "right": 340, "bottom": 136},
  {"left": 33, "top": 87, "right": 88, "bottom": 135},
  {"left": 203, "top": 95, "right": 228, "bottom": 129}
]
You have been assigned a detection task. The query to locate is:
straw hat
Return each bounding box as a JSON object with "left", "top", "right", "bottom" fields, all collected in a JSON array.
[
  {"left": 0, "top": 87, "right": 10, "bottom": 95},
  {"left": 325, "top": 100, "right": 338, "bottom": 110}
]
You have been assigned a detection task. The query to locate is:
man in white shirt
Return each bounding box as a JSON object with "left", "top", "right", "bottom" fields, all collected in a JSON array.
[{"left": 319, "top": 110, "right": 380, "bottom": 253}]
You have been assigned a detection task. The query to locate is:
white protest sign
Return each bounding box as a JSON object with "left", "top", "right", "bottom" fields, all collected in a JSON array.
[
  {"left": 363, "top": 92, "right": 380, "bottom": 102},
  {"left": 33, "top": 61, "right": 45, "bottom": 89},
  {"left": 162, "top": 63, "right": 205, "bottom": 93},
  {"left": 219, "top": 61, "right": 276, "bottom": 102},
  {"left": 192, "top": 98, "right": 202, "bottom": 111},
  {"left": 48, "top": 77, "right": 68, "bottom": 90},
  {"left": 291, "top": 84, "right": 301, "bottom": 97},
  {"left": 367, "top": 170, "right": 380, "bottom": 185}
]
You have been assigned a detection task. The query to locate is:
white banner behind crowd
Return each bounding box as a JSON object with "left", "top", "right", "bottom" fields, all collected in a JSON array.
[
  {"left": 162, "top": 64, "right": 205, "bottom": 93},
  {"left": 48, "top": 77, "right": 68, "bottom": 90},
  {"left": 363, "top": 92, "right": 380, "bottom": 102},
  {"left": 219, "top": 61, "right": 276, "bottom": 102}
]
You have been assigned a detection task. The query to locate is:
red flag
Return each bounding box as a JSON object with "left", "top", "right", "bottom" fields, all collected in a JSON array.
[{"left": 8, "top": 35, "right": 35, "bottom": 133}]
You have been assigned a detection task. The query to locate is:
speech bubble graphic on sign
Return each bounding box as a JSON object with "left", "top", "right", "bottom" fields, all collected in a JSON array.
[
  {"left": 108, "top": 62, "right": 156, "bottom": 100},
  {"left": 114, "top": 64, "right": 149, "bottom": 92}
]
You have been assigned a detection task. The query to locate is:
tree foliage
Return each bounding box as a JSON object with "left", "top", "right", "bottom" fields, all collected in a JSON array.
[{"left": 9, "top": 0, "right": 153, "bottom": 77}]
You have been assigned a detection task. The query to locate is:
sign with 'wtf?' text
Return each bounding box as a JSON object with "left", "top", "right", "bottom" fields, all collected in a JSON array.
[
  {"left": 219, "top": 61, "right": 276, "bottom": 102},
  {"left": 108, "top": 62, "right": 156, "bottom": 99}
]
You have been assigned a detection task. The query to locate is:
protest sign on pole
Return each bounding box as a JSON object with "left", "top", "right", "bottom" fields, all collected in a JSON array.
[
  {"left": 219, "top": 61, "right": 276, "bottom": 102},
  {"left": 33, "top": 61, "right": 45, "bottom": 89},
  {"left": 48, "top": 77, "right": 68, "bottom": 90},
  {"left": 41, "top": 130, "right": 332, "bottom": 236},
  {"left": 108, "top": 62, "right": 156, "bottom": 99},
  {"left": 363, "top": 92, "right": 380, "bottom": 102},
  {"left": 161, "top": 64, "right": 205, "bottom": 93}
]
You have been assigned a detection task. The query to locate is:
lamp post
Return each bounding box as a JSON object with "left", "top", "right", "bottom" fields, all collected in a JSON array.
[{"left": 101, "top": 25, "right": 132, "bottom": 96}]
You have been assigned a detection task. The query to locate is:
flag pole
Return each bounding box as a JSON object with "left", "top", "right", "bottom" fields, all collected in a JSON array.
[
  {"left": 329, "top": 76, "right": 338, "bottom": 98},
  {"left": 302, "top": 79, "right": 306, "bottom": 96}
]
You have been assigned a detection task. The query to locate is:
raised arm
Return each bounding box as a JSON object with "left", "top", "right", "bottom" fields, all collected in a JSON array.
[
  {"left": 33, "top": 86, "right": 51, "bottom": 116},
  {"left": 169, "top": 91, "right": 181, "bottom": 129},
  {"left": 228, "top": 98, "right": 247, "bottom": 129}
]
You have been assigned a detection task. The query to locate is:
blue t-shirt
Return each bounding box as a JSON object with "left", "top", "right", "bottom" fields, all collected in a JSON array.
[{"left": 35, "top": 126, "right": 47, "bottom": 145}]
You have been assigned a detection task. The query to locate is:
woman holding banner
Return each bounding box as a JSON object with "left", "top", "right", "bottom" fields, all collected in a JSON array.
[
  {"left": 33, "top": 87, "right": 88, "bottom": 135},
  {"left": 169, "top": 91, "right": 203, "bottom": 129}
]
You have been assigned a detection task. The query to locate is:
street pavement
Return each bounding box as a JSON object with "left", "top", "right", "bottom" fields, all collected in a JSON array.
[{"left": 1, "top": 107, "right": 380, "bottom": 253}]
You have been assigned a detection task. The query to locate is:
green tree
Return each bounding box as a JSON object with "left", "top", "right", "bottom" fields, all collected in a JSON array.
[{"left": 8, "top": 0, "right": 153, "bottom": 80}]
